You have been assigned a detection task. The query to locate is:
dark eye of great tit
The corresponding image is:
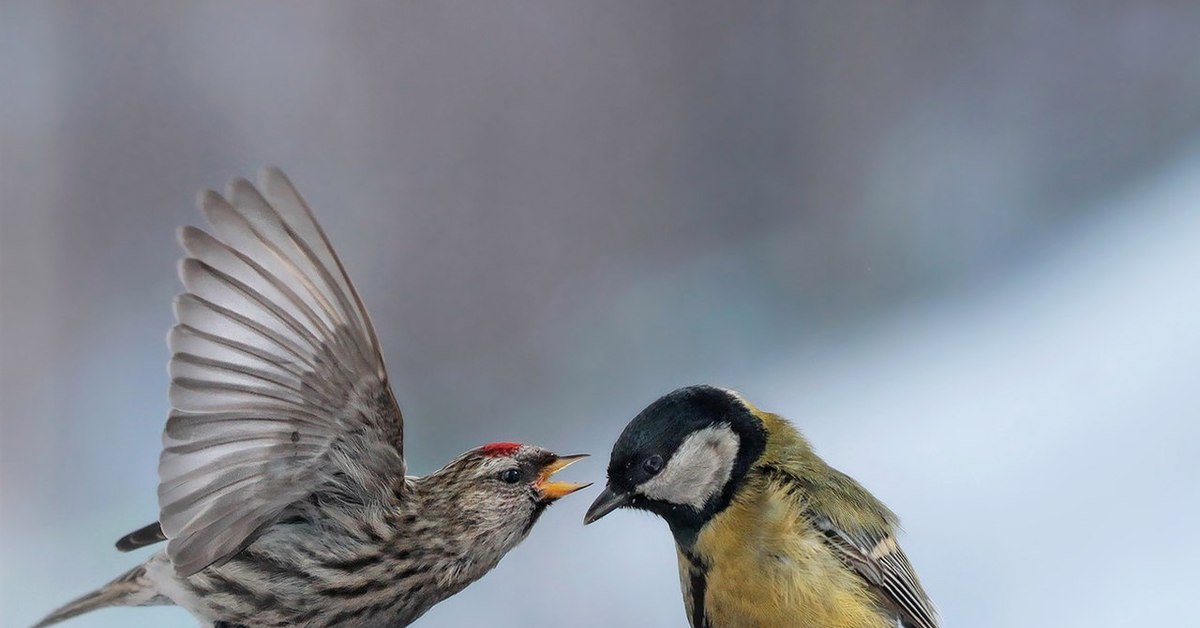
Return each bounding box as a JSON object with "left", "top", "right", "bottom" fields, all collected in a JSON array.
[
  {"left": 499, "top": 468, "right": 522, "bottom": 484},
  {"left": 642, "top": 454, "right": 664, "bottom": 476}
]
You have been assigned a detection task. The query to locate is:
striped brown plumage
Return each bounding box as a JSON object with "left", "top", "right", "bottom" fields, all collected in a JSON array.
[{"left": 34, "top": 169, "right": 587, "bottom": 627}]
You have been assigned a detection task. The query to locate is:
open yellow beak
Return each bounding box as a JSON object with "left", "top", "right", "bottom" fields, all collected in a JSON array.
[{"left": 536, "top": 454, "right": 591, "bottom": 500}]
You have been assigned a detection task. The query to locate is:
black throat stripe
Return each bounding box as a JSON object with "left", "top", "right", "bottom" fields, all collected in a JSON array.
[
  {"left": 681, "top": 547, "right": 709, "bottom": 628},
  {"left": 689, "top": 567, "right": 707, "bottom": 628}
]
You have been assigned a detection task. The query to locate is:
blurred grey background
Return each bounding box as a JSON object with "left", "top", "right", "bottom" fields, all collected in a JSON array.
[{"left": 3, "top": 1, "right": 1200, "bottom": 626}]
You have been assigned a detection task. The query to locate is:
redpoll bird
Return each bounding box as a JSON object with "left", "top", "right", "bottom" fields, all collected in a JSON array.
[{"left": 35, "top": 168, "right": 589, "bottom": 627}]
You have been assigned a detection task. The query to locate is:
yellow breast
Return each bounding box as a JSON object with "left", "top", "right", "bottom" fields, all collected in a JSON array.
[{"left": 681, "top": 483, "right": 892, "bottom": 628}]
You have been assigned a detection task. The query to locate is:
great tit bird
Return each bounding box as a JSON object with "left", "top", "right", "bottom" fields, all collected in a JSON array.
[
  {"left": 35, "top": 168, "right": 589, "bottom": 627},
  {"left": 585, "top": 385, "right": 938, "bottom": 628}
]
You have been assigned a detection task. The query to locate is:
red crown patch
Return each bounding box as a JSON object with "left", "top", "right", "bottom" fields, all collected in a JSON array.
[{"left": 479, "top": 442, "right": 523, "bottom": 457}]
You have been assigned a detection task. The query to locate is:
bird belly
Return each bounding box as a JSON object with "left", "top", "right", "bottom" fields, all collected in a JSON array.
[
  {"left": 145, "top": 529, "right": 443, "bottom": 628},
  {"left": 691, "top": 492, "right": 893, "bottom": 628},
  {"left": 701, "top": 553, "right": 893, "bottom": 628}
]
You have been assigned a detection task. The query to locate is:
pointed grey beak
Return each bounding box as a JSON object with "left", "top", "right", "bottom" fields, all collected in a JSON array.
[{"left": 583, "top": 484, "right": 631, "bottom": 525}]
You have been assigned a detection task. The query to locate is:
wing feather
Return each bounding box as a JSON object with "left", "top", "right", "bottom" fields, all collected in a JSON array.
[
  {"left": 810, "top": 513, "right": 940, "bottom": 628},
  {"left": 764, "top": 464, "right": 939, "bottom": 628},
  {"left": 115, "top": 522, "right": 167, "bottom": 552},
  {"left": 157, "top": 168, "right": 403, "bottom": 577}
]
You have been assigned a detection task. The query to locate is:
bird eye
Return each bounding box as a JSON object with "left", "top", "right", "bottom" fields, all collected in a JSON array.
[
  {"left": 642, "top": 454, "right": 664, "bottom": 476},
  {"left": 499, "top": 468, "right": 522, "bottom": 484}
]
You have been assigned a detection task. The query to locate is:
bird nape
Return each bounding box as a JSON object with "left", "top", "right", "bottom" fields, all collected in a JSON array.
[
  {"left": 585, "top": 384, "right": 939, "bottom": 628},
  {"left": 34, "top": 168, "right": 589, "bottom": 628}
]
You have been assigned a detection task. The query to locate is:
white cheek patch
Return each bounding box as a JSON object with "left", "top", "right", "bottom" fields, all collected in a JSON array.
[{"left": 638, "top": 425, "right": 740, "bottom": 510}]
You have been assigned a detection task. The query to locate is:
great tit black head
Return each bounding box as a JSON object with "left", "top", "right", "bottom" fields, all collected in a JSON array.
[{"left": 585, "top": 385, "right": 768, "bottom": 541}]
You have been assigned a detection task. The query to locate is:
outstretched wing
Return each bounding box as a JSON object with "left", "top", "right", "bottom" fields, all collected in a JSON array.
[
  {"left": 809, "top": 512, "right": 939, "bottom": 628},
  {"left": 158, "top": 167, "right": 405, "bottom": 577}
]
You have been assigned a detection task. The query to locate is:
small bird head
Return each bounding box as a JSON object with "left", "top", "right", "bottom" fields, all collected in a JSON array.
[
  {"left": 584, "top": 385, "right": 768, "bottom": 538},
  {"left": 429, "top": 443, "right": 590, "bottom": 552}
]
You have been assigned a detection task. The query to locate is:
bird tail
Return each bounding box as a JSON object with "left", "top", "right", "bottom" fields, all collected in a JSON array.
[{"left": 33, "top": 563, "right": 163, "bottom": 627}]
